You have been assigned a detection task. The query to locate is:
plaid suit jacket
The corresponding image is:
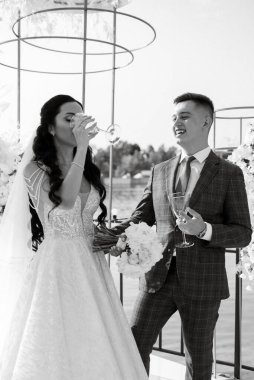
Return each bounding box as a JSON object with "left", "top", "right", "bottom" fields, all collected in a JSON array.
[{"left": 113, "top": 151, "right": 252, "bottom": 300}]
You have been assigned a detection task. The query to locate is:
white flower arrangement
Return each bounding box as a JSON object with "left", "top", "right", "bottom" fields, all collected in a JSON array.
[
  {"left": 0, "top": 0, "right": 130, "bottom": 39},
  {"left": 0, "top": 136, "right": 21, "bottom": 214},
  {"left": 116, "top": 222, "right": 164, "bottom": 279},
  {"left": 236, "top": 244, "right": 254, "bottom": 292},
  {"left": 228, "top": 122, "right": 254, "bottom": 290}
]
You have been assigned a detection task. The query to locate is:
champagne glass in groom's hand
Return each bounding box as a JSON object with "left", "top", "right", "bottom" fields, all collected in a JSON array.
[{"left": 168, "top": 192, "right": 194, "bottom": 248}]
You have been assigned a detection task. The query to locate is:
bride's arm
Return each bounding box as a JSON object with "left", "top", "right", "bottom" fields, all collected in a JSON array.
[
  {"left": 56, "top": 118, "right": 97, "bottom": 209},
  {"left": 23, "top": 147, "right": 88, "bottom": 212},
  {"left": 23, "top": 147, "right": 88, "bottom": 211},
  {"left": 58, "top": 145, "right": 87, "bottom": 208}
]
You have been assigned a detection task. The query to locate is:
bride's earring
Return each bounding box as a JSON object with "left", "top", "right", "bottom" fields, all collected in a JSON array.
[{"left": 50, "top": 130, "right": 55, "bottom": 136}]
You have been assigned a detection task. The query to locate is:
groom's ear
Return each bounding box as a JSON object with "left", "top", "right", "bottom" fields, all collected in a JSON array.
[{"left": 203, "top": 115, "right": 212, "bottom": 131}]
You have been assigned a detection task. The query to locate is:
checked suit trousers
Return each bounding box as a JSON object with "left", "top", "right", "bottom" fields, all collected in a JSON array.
[{"left": 130, "top": 258, "right": 220, "bottom": 380}]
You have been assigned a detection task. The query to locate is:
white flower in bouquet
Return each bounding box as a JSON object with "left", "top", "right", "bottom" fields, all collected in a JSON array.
[{"left": 116, "top": 222, "right": 164, "bottom": 279}]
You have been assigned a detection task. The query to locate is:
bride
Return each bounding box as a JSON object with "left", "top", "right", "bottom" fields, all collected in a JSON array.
[{"left": 0, "top": 94, "right": 148, "bottom": 380}]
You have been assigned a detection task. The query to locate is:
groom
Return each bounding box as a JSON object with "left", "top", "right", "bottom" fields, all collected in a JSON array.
[{"left": 111, "top": 93, "right": 252, "bottom": 380}]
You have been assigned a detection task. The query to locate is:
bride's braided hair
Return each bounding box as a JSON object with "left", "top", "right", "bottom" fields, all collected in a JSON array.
[{"left": 29, "top": 94, "right": 107, "bottom": 251}]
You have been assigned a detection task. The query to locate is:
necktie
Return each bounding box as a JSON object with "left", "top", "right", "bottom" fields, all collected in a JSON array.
[{"left": 175, "top": 156, "right": 195, "bottom": 193}]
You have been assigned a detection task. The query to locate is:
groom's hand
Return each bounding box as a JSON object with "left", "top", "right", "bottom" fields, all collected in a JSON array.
[{"left": 177, "top": 207, "right": 206, "bottom": 236}]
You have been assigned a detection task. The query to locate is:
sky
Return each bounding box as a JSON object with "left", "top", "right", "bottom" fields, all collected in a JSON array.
[{"left": 1, "top": 0, "right": 254, "bottom": 150}]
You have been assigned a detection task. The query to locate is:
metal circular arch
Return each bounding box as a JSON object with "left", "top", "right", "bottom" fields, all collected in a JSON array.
[
  {"left": 215, "top": 106, "right": 254, "bottom": 120},
  {"left": 11, "top": 7, "right": 156, "bottom": 56},
  {"left": 0, "top": 35, "right": 134, "bottom": 74}
]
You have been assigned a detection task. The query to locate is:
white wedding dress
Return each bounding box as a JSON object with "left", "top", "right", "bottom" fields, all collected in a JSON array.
[{"left": 0, "top": 182, "right": 148, "bottom": 380}]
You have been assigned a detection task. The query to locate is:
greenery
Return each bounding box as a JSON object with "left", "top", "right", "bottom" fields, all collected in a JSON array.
[{"left": 93, "top": 141, "right": 179, "bottom": 178}]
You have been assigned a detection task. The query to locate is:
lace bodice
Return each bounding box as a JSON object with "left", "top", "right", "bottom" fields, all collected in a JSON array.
[{"left": 44, "top": 186, "right": 100, "bottom": 246}]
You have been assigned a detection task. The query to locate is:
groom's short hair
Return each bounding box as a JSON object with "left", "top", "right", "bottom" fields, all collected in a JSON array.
[{"left": 174, "top": 92, "right": 214, "bottom": 121}]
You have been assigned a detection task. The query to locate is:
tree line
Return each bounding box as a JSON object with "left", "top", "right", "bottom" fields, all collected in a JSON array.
[{"left": 93, "top": 141, "right": 179, "bottom": 178}]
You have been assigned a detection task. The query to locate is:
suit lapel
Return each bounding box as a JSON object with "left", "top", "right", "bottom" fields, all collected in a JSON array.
[
  {"left": 165, "top": 154, "right": 181, "bottom": 197},
  {"left": 190, "top": 150, "right": 220, "bottom": 208}
]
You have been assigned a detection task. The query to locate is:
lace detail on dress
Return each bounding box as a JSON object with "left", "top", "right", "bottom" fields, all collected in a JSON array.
[
  {"left": 44, "top": 197, "right": 84, "bottom": 239},
  {"left": 43, "top": 186, "right": 101, "bottom": 241}
]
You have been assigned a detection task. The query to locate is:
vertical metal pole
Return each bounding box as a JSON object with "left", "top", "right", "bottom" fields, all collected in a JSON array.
[
  {"left": 108, "top": 7, "right": 117, "bottom": 230},
  {"left": 213, "top": 112, "right": 216, "bottom": 149},
  {"left": 159, "top": 330, "right": 162, "bottom": 349},
  {"left": 119, "top": 273, "right": 123, "bottom": 304},
  {"left": 234, "top": 248, "right": 242, "bottom": 380},
  {"left": 240, "top": 118, "right": 243, "bottom": 145},
  {"left": 213, "top": 328, "right": 217, "bottom": 379},
  {"left": 17, "top": 10, "right": 21, "bottom": 142},
  {"left": 82, "top": 0, "right": 88, "bottom": 111},
  {"left": 107, "top": 8, "right": 122, "bottom": 301}
]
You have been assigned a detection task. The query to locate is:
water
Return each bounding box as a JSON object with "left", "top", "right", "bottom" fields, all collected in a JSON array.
[{"left": 103, "top": 183, "right": 254, "bottom": 373}]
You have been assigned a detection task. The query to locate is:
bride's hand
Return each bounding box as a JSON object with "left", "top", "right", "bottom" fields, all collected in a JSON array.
[
  {"left": 72, "top": 115, "right": 98, "bottom": 147},
  {"left": 109, "top": 246, "right": 123, "bottom": 257},
  {"left": 116, "top": 234, "right": 127, "bottom": 250},
  {"left": 110, "top": 235, "right": 127, "bottom": 257}
]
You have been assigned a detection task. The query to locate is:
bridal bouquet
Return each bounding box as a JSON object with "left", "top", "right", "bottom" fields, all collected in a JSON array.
[{"left": 116, "top": 222, "right": 164, "bottom": 279}]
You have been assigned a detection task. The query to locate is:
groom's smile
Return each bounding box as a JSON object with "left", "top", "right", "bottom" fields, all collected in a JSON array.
[{"left": 174, "top": 128, "right": 186, "bottom": 137}]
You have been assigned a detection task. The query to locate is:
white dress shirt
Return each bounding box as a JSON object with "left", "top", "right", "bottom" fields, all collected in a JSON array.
[{"left": 174, "top": 146, "right": 212, "bottom": 242}]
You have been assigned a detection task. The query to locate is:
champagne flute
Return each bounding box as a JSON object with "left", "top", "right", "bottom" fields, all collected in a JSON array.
[
  {"left": 168, "top": 192, "right": 194, "bottom": 248},
  {"left": 70, "top": 113, "right": 120, "bottom": 144},
  {"left": 93, "top": 123, "right": 121, "bottom": 144}
]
